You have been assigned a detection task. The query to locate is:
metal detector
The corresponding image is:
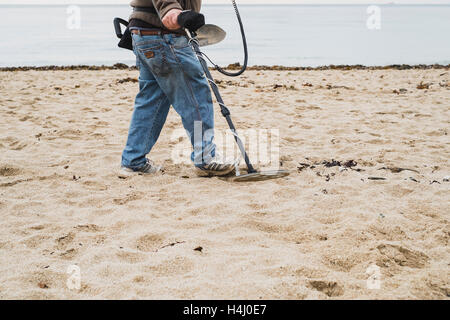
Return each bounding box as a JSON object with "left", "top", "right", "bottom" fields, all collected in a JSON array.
[{"left": 186, "top": 25, "right": 290, "bottom": 182}]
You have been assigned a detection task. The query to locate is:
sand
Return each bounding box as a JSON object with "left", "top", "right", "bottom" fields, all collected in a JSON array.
[{"left": 0, "top": 67, "right": 448, "bottom": 300}]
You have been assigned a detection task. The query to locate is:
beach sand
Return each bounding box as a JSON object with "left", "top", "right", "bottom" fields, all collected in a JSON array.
[{"left": 0, "top": 67, "right": 448, "bottom": 299}]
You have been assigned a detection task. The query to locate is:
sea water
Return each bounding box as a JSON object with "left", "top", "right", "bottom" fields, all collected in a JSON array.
[{"left": 0, "top": 4, "right": 449, "bottom": 67}]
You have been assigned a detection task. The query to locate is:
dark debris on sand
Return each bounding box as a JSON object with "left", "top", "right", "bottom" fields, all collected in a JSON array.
[
  {"left": 2, "top": 63, "right": 449, "bottom": 72},
  {"left": 0, "top": 63, "right": 134, "bottom": 72},
  {"left": 297, "top": 159, "right": 359, "bottom": 179},
  {"left": 322, "top": 159, "right": 357, "bottom": 168},
  {"left": 116, "top": 77, "right": 138, "bottom": 84},
  {"left": 223, "top": 63, "right": 450, "bottom": 71}
]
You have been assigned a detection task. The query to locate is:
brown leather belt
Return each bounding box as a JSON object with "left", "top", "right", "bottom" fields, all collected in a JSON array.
[{"left": 131, "top": 29, "right": 185, "bottom": 36}]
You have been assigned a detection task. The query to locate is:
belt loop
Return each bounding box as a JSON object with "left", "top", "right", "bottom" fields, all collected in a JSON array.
[{"left": 138, "top": 29, "right": 142, "bottom": 36}]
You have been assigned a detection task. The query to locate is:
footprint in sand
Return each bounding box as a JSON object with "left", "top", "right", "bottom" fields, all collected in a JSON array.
[
  {"left": 377, "top": 244, "right": 429, "bottom": 269},
  {"left": 74, "top": 224, "right": 102, "bottom": 233},
  {"left": 59, "top": 248, "right": 78, "bottom": 259},
  {"left": 243, "top": 219, "right": 294, "bottom": 234},
  {"left": 308, "top": 280, "right": 344, "bottom": 297},
  {"left": 113, "top": 192, "right": 143, "bottom": 205},
  {"left": 132, "top": 275, "right": 149, "bottom": 283},
  {"left": 0, "top": 165, "right": 22, "bottom": 177},
  {"left": 54, "top": 232, "right": 79, "bottom": 259},
  {"left": 143, "top": 256, "right": 194, "bottom": 276},
  {"left": 135, "top": 234, "right": 166, "bottom": 252},
  {"left": 29, "top": 270, "right": 66, "bottom": 291},
  {"left": 55, "top": 232, "right": 75, "bottom": 250},
  {"left": 82, "top": 180, "right": 108, "bottom": 191},
  {"left": 425, "top": 278, "right": 450, "bottom": 298},
  {"left": 116, "top": 251, "right": 147, "bottom": 264},
  {"left": 19, "top": 115, "right": 33, "bottom": 122},
  {"left": 55, "top": 129, "right": 83, "bottom": 140},
  {"left": 21, "top": 234, "right": 52, "bottom": 249},
  {"left": 4, "top": 138, "right": 28, "bottom": 151}
]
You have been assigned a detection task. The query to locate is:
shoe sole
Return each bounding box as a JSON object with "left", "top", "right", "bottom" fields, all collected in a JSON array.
[
  {"left": 194, "top": 165, "right": 236, "bottom": 177},
  {"left": 118, "top": 166, "right": 162, "bottom": 178}
]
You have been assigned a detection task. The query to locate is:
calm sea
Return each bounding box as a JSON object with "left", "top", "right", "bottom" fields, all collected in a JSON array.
[{"left": 0, "top": 4, "right": 449, "bottom": 67}]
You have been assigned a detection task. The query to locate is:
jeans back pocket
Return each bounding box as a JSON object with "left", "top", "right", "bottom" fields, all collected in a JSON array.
[{"left": 137, "top": 41, "right": 171, "bottom": 76}]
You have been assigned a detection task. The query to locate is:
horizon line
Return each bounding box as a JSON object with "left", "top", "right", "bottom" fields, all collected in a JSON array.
[{"left": 1, "top": 3, "right": 449, "bottom": 5}]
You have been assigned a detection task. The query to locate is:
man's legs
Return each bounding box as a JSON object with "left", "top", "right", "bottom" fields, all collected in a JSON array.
[
  {"left": 122, "top": 33, "right": 235, "bottom": 175},
  {"left": 132, "top": 33, "right": 217, "bottom": 167}
]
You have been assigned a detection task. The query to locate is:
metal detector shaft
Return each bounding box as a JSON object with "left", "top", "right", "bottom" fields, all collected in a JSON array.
[{"left": 187, "top": 31, "right": 257, "bottom": 174}]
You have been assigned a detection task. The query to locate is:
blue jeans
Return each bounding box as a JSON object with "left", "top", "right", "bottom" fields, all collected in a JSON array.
[{"left": 121, "top": 32, "right": 216, "bottom": 169}]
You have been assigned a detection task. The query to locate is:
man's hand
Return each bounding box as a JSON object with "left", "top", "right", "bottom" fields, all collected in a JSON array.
[
  {"left": 162, "top": 9, "right": 182, "bottom": 30},
  {"left": 177, "top": 11, "right": 205, "bottom": 32}
]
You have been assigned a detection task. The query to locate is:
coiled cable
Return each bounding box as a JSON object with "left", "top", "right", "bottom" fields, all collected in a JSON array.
[{"left": 208, "top": 0, "right": 248, "bottom": 77}]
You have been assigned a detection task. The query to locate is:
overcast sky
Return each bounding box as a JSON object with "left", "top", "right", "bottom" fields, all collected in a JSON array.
[{"left": 0, "top": 0, "right": 449, "bottom": 4}]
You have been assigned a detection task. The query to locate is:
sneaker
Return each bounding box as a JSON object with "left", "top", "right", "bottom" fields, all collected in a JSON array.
[
  {"left": 194, "top": 156, "right": 238, "bottom": 177},
  {"left": 119, "top": 159, "right": 162, "bottom": 177}
]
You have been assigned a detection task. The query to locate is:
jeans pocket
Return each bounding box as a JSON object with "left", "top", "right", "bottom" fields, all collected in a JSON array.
[
  {"left": 139, "top": 46, "right": 161, "bottom": 60},
  {"left": 138, "top": 45, "right": 171, "bottom": 76}
]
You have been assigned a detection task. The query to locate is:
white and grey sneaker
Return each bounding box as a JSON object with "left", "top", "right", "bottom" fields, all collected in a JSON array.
[
  {"left": 119, "top": 159, "right": 162, "bottom": 177},
  {"left": 194, "top": 156, "right": 239, "bottom": 177}
]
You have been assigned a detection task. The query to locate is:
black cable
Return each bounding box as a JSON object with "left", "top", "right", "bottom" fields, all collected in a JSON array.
[{"left": 214, "top": 0, "right": 248, "bottom": 77}]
